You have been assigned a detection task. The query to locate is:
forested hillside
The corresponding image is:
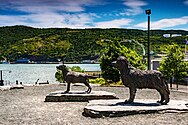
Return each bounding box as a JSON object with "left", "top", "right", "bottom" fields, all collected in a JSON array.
[{"left": 0, "top": 25, "right": 187, "bottom": 62}]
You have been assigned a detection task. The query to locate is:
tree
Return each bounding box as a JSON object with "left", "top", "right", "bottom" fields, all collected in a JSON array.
[
  {"left": 159, "top": 44, "right": 188, "bottom": 86},
  {"left": 99, "top": 39, "right": 145, "bottom": 83}
]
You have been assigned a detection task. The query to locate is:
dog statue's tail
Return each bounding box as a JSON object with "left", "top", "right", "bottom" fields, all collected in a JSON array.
[
  {"left": 165, "top": 80, "right": 170, "bottom": 94},
  {"left": 161, "top": 78, "right": 170, "bottom": 94}
]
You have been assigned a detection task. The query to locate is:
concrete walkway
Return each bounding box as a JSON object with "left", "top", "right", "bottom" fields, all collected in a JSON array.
[{"left": 170, "top": 84, "right": 188, "bottom": 93}]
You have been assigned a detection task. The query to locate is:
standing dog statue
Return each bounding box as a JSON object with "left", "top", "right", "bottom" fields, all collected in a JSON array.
[
  {"left": 113, "top": 56, "right": 170, "bottom": 105},
  {"left": 57, "top": 65, "right": 96, "bottom": 93}
]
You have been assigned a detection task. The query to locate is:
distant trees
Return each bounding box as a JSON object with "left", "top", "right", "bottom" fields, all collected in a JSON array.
[
  {"left": 159, "top": 44, "right": 188, "bottom": 85},
  {"left": 0, "top": 25, "right": 188, "bottom": 62},
  {"left": 6, "top": 35, "right": 71, "bottom": 61}
]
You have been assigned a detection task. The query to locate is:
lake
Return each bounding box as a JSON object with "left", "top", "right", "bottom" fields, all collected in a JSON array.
[{"left": 0, "top": 64, "right": 100, "bottom": 84}]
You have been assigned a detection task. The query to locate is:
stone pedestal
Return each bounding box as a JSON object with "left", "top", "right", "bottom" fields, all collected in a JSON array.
[
  {"left": 83, "top": 99, "right": 188, "bottom": 118},
  {"left": 11, "top": 85, "right": 24, "bottom": 90},
  {"left": 0, "top": 85, "right": 24, "bottom": 91},
  {"left": 45, "top": 91, "right": 118, "bottom": 102}
]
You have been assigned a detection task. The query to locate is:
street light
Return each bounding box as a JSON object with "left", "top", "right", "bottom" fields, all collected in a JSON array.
[{"left": 145, "top": 9, "right": 151, "bottom": 70}]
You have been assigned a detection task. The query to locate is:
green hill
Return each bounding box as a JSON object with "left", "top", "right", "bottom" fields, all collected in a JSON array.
[{"left": 0, "top": 25, "right": 187, "bottom": 62}]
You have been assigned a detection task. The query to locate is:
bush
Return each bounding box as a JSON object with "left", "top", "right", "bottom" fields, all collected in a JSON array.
[
  {"left": 55, "top": 69, "right": 64, "bottom": 83},
  {"left": 89, "top": 78, "right": 123, "bottom": 86},
  {"left": 69, "top": 66, "right": 85, "bottom": 72},
  {"left": 89, "top": 78, "right": 106, "bottom": 85}
]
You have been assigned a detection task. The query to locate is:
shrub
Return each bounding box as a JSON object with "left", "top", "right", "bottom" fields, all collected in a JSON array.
[{"left": 89, "top": 78, "right": 106, "bottom": 85}]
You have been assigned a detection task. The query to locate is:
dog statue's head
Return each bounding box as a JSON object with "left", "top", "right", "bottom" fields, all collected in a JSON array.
[
  {"left": 112, "top": 56, "right": 129, "bottom": 69},
  {"left": 56, "top": 65, "right": 68, "bottom": 71}
]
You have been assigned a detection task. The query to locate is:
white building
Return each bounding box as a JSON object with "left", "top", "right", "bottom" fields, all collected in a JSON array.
[
  {"left": 163, "top": 34, "right": 171, "bottom": 38},
  {"left": 171, "top": 34, "right": 182, "bottom": 37}
]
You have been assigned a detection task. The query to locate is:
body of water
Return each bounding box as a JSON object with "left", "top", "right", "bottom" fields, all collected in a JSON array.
[{"left": 0, "top": 64, "right": 100, "bottom": 84}]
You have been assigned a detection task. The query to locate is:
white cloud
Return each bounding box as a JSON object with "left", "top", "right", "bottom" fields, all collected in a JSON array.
[
  {"left": 0, "top": 13, "right": 96, "bottom": 28},
  {"left": 2, "top": 0, "right": 103, "bottom": 13},
  {"left": 95, "top": 18, "right": 133, "bottom": 28},
  {"left": 122, "top": 0, "right": 148, "bottom": 16},
  {"left": 0, "top": 0, "right": 105, "bottom": 28},
  {"left": 0, "top": 15, "right": 31, "bottom": 26},
  {"left": 0, "top": 11, "right": 134, "bottom": 28},
  {"left": 184, "top": 0, "right": 188, "bottom": 5},
  {"left": 135, "top": 16, "right": 188, "bottom": 30}
]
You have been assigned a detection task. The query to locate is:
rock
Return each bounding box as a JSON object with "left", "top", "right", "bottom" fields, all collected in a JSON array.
[
  {"left": 45, "top": 91, "right": 118, "bottom": 102},
  {"left": 83, "top": 99, "right": 188, "bottom": 118}
]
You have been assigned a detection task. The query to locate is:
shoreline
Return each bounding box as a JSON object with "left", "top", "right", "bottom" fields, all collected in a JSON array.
[{"left": 0, "top": 62, "right": 100, "bottom": 64}]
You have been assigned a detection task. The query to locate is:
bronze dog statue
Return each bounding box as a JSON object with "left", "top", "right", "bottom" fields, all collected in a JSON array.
[
  {"left": 57, "top": 65, "right": 96, "bottom": 93},
  {"left": 113, "top": 56, "right": 170, "bottom": 105}
]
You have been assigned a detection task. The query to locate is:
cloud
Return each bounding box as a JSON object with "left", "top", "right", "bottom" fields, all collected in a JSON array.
[
  {"left": 0, "top": 13, "right": 97, "bottom": 28},
  {"left": 122, "top": 0, "right": 148, "bottom": 16},
  {"left": 95, "top": 18, "right": 133, "bottom": 28},
  {"left": 0, "top": 10, "right": 133, "bottom": 29},
  {"left": 1, "top": 0, "right": 103, "bottom": 13},
  {"left": 0, "top": 15, "right": 31, "bottom": 26},
  {"left": 184, "top": 0, "right": 188, "bottom": 5},
  {"left": 135, "top": 16, "right": 188, "bottom": 30},
  {"left": 0, "top": 0, "right": 105, "bottom": 28}
]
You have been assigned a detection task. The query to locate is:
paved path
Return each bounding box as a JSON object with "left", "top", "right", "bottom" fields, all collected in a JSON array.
[{"left": 170, "top": 84, "right": 188, "bottom": 93}]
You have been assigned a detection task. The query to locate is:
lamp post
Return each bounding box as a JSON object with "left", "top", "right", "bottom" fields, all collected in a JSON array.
[
  {"left": 146, "top": 9, "right": 151, "bottom": 70},
  {"left": 0, "top": 70, "right": 3, "bottom": 86}
]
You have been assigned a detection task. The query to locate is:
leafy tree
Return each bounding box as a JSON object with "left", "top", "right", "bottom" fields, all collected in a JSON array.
[
  {"left": 159, "top": 44, "right": 188, "bottom": 83},
  {"left": 99, "top": 39, "right": 145, "bottom": 83}
]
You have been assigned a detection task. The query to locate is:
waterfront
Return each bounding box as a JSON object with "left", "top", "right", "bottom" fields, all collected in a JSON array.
[{"left": 0, "top": 64, "right": 100, "bottom": 84}]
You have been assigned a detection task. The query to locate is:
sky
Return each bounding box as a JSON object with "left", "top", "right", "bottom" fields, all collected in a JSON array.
[{"left": 0, "top": 0, "right": 188, "bottom": 30}]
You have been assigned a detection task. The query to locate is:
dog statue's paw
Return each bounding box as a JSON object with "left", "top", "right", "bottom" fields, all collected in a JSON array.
[
  {"left": 85, "top": 90, "right": 91, "bottom": 94},
  {"left": 160, "top": 102, "right": 168, "bottom": 105},
  {"left": 63, "top": 90, "right": 69, "bottom": 93},
  {"left": 124, "top": 100, "right": 133, "bottom": 104},
  {"left": 157, "top": 100, "right": 162, "bottom": 103}
]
